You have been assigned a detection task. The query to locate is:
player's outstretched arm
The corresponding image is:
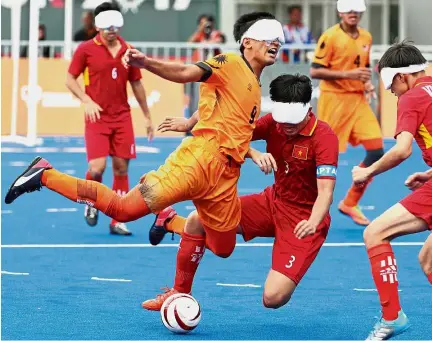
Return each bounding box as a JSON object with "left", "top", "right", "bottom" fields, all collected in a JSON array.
[
  {"left": 123, "top": 49, "right": 204, "bottom": 83},
  {"left": 247, "top": 148, "right": 277, "bottom": 175},
  {"left": 294, "top": 178, "right": 335, "bottom": 239},
  {"left": 158, "top": 111, "right": 199, "bottom": 133},
  {"left": 352, "top": 131, "right": 413, "bottom": 184}
]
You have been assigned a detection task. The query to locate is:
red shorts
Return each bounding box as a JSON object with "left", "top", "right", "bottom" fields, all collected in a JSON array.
[
  {"left": 400, "top": 179, "right": 432, "bottom": 228},
  {"left": 203, "top": 224, "right": 237, "bottom": 257},
  {"left": 240, "top": 186, "right": 330, "bottom": 284},
  {"left": 84, "top": 115, "right": 136, "bottom": 162}
]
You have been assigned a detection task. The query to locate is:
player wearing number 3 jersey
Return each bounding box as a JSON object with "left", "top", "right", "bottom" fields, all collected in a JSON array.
[
  {"left": 310, "top": 0, "right": 384, "bottom": 226},
  {"left": 146, "top": 74, "right": 339, "bottom": 310}
]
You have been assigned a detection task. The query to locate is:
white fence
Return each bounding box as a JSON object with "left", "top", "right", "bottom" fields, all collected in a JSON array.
[{"left": 4, "top": 41, "right": 432, "bottom": 63}]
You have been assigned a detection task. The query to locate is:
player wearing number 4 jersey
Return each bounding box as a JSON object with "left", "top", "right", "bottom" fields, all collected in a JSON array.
[
  {"left": 4, "top": 11, "right": 283, "bottom": 303},
  {"left": 352, "top": 41, "right": 432, "bottom": 340},
  {"left": 310, "top": 0, "right": 384, "bottom": 226},
  {"left": 66, "top": 2, "right": 154, "bottom": 235},
  {"left": 144, "top": 74, "right": 339, "bottom": 311}
]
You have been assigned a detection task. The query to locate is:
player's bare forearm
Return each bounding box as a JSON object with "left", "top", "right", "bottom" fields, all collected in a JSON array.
[
  {"left": 308, "top": 179, "right": 334, "bottom": 227},
  {"left": 246, "top": 147, "right": 260, "bottom": 159},
  {"left": 369, "top": 132, "right": 413, "bottom": 177},
  {"left": 309, "top": 67, "right": 348, "bottom": 80},
  {"left": 130, "top": 80, "right": 151, "bottom": 118},
  {"left": 187, "top": 111, "right": 200, "bottom": 130},
  {"left": 66, "top": 73, "right": 91, "bottom": 103},
  {"left": 144, "top": 58, "right": 204, "bottom": 83}
]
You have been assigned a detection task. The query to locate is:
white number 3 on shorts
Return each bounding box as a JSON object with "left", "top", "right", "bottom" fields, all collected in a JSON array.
[{"left": 285, "top": 255, "right": 296, "bottom": 268}]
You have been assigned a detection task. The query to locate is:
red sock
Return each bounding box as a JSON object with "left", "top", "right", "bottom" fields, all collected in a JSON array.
[
  {"left": 86, "top": 170, "right": 102, "bottom": 182},
  {"left": 428, "top": 272, "right": 432, "bottom": 285},
  {"left": 111, "top": 174, "right": 129, "bottom": 225},
  {"left": 173, "top": 232, "right": 205, "bottom": 293},
  {"left": 367, "top": 243, "right": 401, "bottom": 321}
]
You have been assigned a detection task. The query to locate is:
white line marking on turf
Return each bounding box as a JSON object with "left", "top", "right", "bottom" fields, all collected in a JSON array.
[
  {"left": 1, "top": 210, "right": 13, "bottom": 214},
  {"left": 46, "top": 208, "right": 78, "bottom": 213},
  {"left": 64, "top": 170, "right": 76, "bottom": 175},
  {"left": 359, "top": 205, "right": 375, "bottom": 211},
  {"left": 354, "top": 288, "right": 402, "bottom": 292},
  {"left": 9, "top": 161, "right": 28, "bottom": 167},
  {"left": 1, "top": 146, "right": 159, "bottom": 154},
  {"left": 1, "top": 271, "right": 29, "bottom": 276},
  {"left": 0, "top": 242, "right": 423, "bottom": 248},
  {"left": 217, "top": 283, "right": 261, "bottom": 288},
  {"left": 91, "top": 277, "right": 131, "bottom": 282}
]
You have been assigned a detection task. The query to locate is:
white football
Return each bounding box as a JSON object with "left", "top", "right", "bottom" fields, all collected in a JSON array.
[{"left": 160, "top": 293, "right": 201, "bottom": 334}]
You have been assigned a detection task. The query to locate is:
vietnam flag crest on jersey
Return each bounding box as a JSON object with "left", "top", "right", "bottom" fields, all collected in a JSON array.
[{"left": 292, "top": 145, "right": 308, "bottom": 160}]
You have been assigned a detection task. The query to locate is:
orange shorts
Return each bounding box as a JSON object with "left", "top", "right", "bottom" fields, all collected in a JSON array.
[
  {"left": 317, "top": 91, "right": 383, "bottom": 153},
  {"left": 140, "top": 136, "right": 241, "bottom": 232}
]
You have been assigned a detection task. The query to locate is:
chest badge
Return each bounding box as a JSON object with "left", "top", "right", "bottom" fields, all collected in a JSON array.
[{"left": 292, "top": 145, "right": 308, "bottom": 160}]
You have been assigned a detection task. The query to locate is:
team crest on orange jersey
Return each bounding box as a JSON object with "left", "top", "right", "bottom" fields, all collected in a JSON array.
[
  {"left": 292, "top": 145, "right": 308, "bottom": 160},
  {"left": 213, "top": 54, "right": 228, "bottom": 65}
]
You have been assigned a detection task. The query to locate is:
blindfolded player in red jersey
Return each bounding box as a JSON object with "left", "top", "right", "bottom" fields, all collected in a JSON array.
[
  {"left": 65, "top": 2, "right": 154, "bottom": 235},
  {"left": 146, "top": 74, "right": 339, "bottom": 311},
  {"left": 352, "top": 41, "right": 432, "bottom": 340}
]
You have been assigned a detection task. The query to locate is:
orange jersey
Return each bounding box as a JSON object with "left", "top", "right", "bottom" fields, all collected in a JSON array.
[
  {"left": 194, "top": 53, "right": 261, "bottom": 164},
  {"left": 312, "top": 24, "right": 372, "bottom": 93}
]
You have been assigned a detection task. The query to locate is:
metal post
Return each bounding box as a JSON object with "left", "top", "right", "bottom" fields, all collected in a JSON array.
[{"left": 64, "top": 0, "right": 74, "bottom": 60}]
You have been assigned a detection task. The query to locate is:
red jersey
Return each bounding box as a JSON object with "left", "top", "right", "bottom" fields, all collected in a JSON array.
[
  {"left": 68, "top": 34, "right": 142, "bottom": 123},
  {"left": 252, "top": 112, "right": 339, "bottom": 208},
  {"left": 395, "top": 76, "right": 432, "bottom": 167}
]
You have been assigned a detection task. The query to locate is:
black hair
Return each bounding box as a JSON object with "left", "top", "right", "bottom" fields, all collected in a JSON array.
[
  {"left": 233, "top": 12, "right": 276, "bottom": 53},
  {"left": 94, "top": 1, "right": 121, "bottom": 17},
  {"left": 269, "top": 74, "right": 312, "bottom": 104},
  {"left": 378, "top": 40, "right": 427, "bottom": 73},
  {"left": 288, "top": 5, "right": 302, "bottom": 14}
]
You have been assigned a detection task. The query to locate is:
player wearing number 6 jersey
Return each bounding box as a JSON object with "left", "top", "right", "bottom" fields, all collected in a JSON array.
[
  {"left": 5, "top": 12, "right": 282, "bottom": 301},
  {"left": 66, "top": 2, "right": 154, "bottom": 235},
  {"left": 310, "top": 0, "right": 384, "bottom": 226},
  {"left": 144, "top": 74, "right": 339, "bottom": 311}
]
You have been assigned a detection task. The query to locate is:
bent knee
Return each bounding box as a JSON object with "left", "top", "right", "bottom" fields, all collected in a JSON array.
[
  {"left": 363, "top": 222, "right": 386, "bottom": 247},
  {"left": 210, "top": 244, "right": 234, "bottom": 258},
  {"left": 262, "top": 291, "right": 291, "bottom": 309},
  {"left": 419, "top": 249, "right": 432, "bottom": 274}
]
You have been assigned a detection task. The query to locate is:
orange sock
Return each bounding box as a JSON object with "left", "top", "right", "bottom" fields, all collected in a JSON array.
[
  {"left": 343, "top": 163, "right": 373, "bottom": 207},
  {"left": 166, "top": 215, "right": 187, "bottom": 236},
  {"left": 41, "top": 169, "right": 150, "bottom": 222}
]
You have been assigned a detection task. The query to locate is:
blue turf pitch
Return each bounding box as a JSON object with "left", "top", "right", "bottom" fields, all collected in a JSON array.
[{"left": 1, "top": 137, "right": 431, "bottom": 340}]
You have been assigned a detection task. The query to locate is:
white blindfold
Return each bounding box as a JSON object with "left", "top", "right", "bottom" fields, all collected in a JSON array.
[
  {"left": 95, "top": 10, "right": 124, "bottom": 29},
  {"left": 380, "top": 63, "right": 429, "bottom": 90},
  {"left": 272, "top": 102, "right": 311, "bottom": 124},
  {"left": 240, "top": 19, "right": 285, "bottom": 45},
  {"left": 337, "top": 0, "right": 366, "bottom": 13}
]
